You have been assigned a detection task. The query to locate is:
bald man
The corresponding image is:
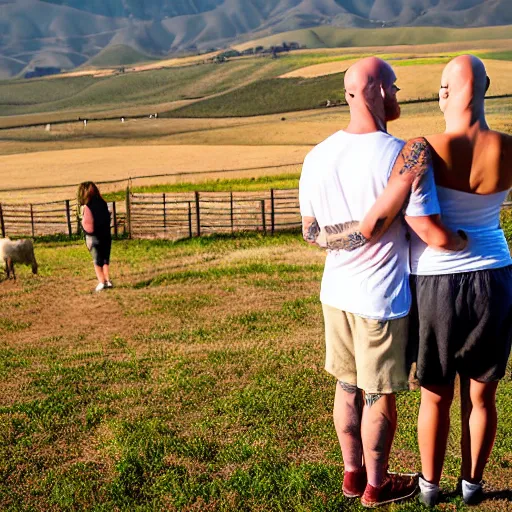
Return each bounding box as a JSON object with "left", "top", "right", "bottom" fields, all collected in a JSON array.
[
  {"left": 299, "top": 57, "right": 453, "bottom": 507},
  {"left": 355, "top": 55, "right": 512, "bottom": 506}
]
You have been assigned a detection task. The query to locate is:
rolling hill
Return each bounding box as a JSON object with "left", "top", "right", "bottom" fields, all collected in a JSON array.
[{"left": 1, "top": 0, "right": 512, "bottom": 78}]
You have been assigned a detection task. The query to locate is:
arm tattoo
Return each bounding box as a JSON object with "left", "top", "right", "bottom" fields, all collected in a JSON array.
[
  {"left": 323, "top": 221, "right": 369, "bottom": 251},
  {"left": 304, "top": 219, "right": 321, "bottom": 243},
  {"left": 399, "top": 138, "right": 432, "bottom": 191},
  {"left": 364, "top": 393, "right": 384, "bottom": 408}
]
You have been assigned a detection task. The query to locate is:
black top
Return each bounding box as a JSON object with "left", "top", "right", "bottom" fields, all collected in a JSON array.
[{"left": 85, "top": 196, "right": 111, "bottom": 239}]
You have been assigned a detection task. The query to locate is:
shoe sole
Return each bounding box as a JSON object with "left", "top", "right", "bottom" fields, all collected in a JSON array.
[
  {"left": 361, "top": 486, "right": 419, "bottom": 508},
  {"left": 343, "top": 490, "right": 363, "bottom": 498}
]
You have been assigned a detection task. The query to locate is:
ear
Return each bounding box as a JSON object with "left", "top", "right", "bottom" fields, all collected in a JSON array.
[{"left": 440, "top": 89, "right": 449, "bottom": 100}]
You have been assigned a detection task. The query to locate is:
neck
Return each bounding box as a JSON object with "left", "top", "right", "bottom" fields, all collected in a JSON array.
[
  {"left": 445, "top": 107, "right": 489, "bottom": 134},
  {"left": 345, "top": 105, "right": 386, "bottom": 134}
]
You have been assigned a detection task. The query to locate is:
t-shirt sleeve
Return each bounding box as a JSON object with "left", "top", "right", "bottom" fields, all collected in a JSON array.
[
  {"left": 404, "top": 162, "right": 441, "bottom": 217},
  {"left": 299, "top": 154, "right": 316, "bottom": 217}
]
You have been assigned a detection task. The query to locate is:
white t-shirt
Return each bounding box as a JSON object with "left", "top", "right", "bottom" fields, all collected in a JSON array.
[{"left": 299, "top": 130, "right": 440, "bottom": 320}]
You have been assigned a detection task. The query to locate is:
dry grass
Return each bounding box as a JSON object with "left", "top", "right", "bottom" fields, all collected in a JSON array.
[
  {"left": 60, "top": 51, "right": 222, "bottom": 79},
  {"left": 1, "top": 96, "right": 511, "bottom": 203},
  {"left": 0, "top": 143, "right": 307, "bottom": 202}
]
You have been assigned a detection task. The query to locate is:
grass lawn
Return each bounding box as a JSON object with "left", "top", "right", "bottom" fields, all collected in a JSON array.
[{"left": 1, "top": 228, "right": 512, "bottom": 510}]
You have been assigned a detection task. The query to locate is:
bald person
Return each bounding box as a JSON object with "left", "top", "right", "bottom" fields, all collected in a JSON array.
[
  {"left": 299, "top": 57, "right": 449, "bottom": 507},
  {"left": 356, "top": 55, "right": 512, "bottom": 506}
]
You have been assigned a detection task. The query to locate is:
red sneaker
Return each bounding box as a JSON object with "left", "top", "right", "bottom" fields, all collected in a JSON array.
[
  {"left": 343, "top": 466, "right": 367, "bottom": 498},
  {"left": 361, "top": 473, "right": 418, "bottom": 508}
]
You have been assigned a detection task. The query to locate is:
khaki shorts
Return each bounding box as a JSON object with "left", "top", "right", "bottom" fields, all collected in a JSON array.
[{"left": 323, "top": 303, "right": 409, "bottom": 394}]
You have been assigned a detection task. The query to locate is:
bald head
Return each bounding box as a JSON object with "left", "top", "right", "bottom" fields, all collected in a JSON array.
[
  {"left": 440, "top": 55, "right": 489, "bottom": 118},
  {"left": 344, "top": 57, "right": 400, "bottom": 132},
  {"left": 344, "top": 57, "right": 396, "bottom": 98}
]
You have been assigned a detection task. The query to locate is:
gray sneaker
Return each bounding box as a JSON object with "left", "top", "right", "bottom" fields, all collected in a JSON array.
[
  {"left": 418, "top": 475, "right": 440, "bottom": 507},
  {"left": 461, "top": 479, "right": 483, "bottom": 505},
  {"left": 105, "top": 280, "right": 114, "bottom": 289}
]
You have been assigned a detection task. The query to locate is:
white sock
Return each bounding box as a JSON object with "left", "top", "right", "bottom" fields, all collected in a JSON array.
[{"left": 462, "top": 479, "right": 482, "bottom": 496}]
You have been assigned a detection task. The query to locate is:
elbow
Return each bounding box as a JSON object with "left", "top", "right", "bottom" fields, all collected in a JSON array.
[
  {"left": 424, "top": 229, "right": 466, "bottom": 252},
  {"left": 424, "top": 231, "right": 451, "bottom": 249}
]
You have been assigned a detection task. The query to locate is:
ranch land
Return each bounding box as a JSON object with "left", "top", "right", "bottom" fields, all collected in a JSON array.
[{"left": 1, "top": 35, "right": 512, "bottom": 511}]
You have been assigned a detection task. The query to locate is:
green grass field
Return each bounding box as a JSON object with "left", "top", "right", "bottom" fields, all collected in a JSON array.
[
  {"left": 103, "top": 174, "right": 301, "bottom": 202},
  {"left": 86, "top": 45, "right": 159, "bottom": 67},
  {"left": 164, "top": 73, "right": 346, "bottom": 118},
  {"left": 1, "top": 226, "right": 512, "bottom": 511}
]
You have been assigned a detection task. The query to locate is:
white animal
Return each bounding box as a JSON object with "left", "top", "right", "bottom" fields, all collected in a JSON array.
[{"left": 0, "top": 238, "right": 38, "bottom": 279}]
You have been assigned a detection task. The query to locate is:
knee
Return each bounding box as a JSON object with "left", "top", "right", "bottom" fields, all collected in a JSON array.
[
  {"left": 470, "top": 392, "right": 496, "bottom": 410},
  {"left": 422, "top": 386, "right": 454, "bottom": 410}
]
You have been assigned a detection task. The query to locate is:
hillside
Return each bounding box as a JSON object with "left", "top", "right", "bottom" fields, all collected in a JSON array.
[{"left": 1, "top": 0, "right": 512, "bottom": 78}]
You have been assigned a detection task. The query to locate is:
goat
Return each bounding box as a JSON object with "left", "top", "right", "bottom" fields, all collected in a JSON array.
[{"left": 0, "top": 238, "right": 38, "bottom": 280}]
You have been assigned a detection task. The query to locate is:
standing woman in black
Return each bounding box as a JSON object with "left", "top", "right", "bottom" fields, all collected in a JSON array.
[{"left": 77, "top": 182, "right": 113, "bottom": 292}]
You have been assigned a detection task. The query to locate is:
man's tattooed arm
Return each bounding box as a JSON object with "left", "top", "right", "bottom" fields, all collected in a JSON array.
[
  {"left": 302, "top": 216, "right": 327, "bottom": 247},
  {"left": 322, "top": 221, "right": 369, "bottom": 251},
  {"left": 398, "top": 138, "right": 432, "bottom": 193},
  {"left": 304, "top": 218, "right": 320, "bottom": 243},
  {"left": 355, "top": 137, "right": 434, "bottom": 242},
  {"left": 302, "top": 218, "right": 370, "bottom": 251}
]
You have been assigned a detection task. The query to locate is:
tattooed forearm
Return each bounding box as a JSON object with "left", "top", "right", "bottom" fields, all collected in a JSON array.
[
  {"left": 304, "top": 219, "right": 321, "bottom": 243},
  {"left": 323, "top": 221, "right": 369, "bottom": 251}
]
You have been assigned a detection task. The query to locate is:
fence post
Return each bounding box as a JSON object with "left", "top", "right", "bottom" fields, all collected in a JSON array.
[
  {"left": 65, "top": 200, "right": 72, "bottom": 238},
  {"left": 195, "top": 191, "right": 201, "bottom": 237},
  {"left": 163, "top": 193, "right": 167, "bottom": 233},
  {"left": 75, "top": 199, "right": 81, "bottom": 235},
  {"left": 125, "top": 184, "right": 132, "bottom": 238},
  {"left": 261, "top": 199, "right": 266, "bottom": 234},
  {"left": 270, "top": 189, "right": 275, "bottom": 235},
  {"left": 230, "top": 192, "right": 234, "bottom": 233},
  {"left": 30, "top": 204, "right": 35, "bottom": 237},
  {"left": 0, "top": 204, "right": 5, "bottom": 238},
  {"left": 187, "top": 202, "right": 192, "bottom": 238},
  {"left": 112, "top": 201, "right": 118, "bottom": 238}
]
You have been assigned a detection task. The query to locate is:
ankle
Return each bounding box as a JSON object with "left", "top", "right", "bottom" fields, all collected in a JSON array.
[{"left": 420, "top": 474, "right": 440, "bottom": 486}]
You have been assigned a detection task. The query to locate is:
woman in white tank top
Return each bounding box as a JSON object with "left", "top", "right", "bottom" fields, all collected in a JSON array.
[{"left": 353, "top": 55, "right": 512, "bottom": 506}]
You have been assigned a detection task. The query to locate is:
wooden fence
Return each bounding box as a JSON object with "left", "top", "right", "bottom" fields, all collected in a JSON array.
[
  {"left": 0, "top": 189, "right": 301, "bottom": 240},
  {"left": 0, "top": 200, "right": 124, "bottom": 238},
  {"left": 129, "top": 189, "right": 301, "bottom": 239}
]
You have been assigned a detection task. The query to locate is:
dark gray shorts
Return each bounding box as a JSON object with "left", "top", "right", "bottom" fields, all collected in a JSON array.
[
  {"left": 85, "top": 235, "right": 111, "bottom": 266},
  {"left": 410, "top": 266, "right": 512, "bottom": 386}
]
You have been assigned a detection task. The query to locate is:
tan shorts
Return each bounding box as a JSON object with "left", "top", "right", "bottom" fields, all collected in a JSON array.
[{"left": 323, "top": 303, "right": 409, "bottom": 394}]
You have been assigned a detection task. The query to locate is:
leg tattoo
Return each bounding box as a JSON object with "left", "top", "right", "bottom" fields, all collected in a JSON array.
[
  {"left": 365, "top": 393, "right": 384, "bottom": 408},
  {"left": 339, "top": 381, "right": 359, "bottom": 394}
]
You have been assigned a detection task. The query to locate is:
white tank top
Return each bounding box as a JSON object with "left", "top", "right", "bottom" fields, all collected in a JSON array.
[{"left": 411, "top": 186, "right": 512, "bottom": 275}]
